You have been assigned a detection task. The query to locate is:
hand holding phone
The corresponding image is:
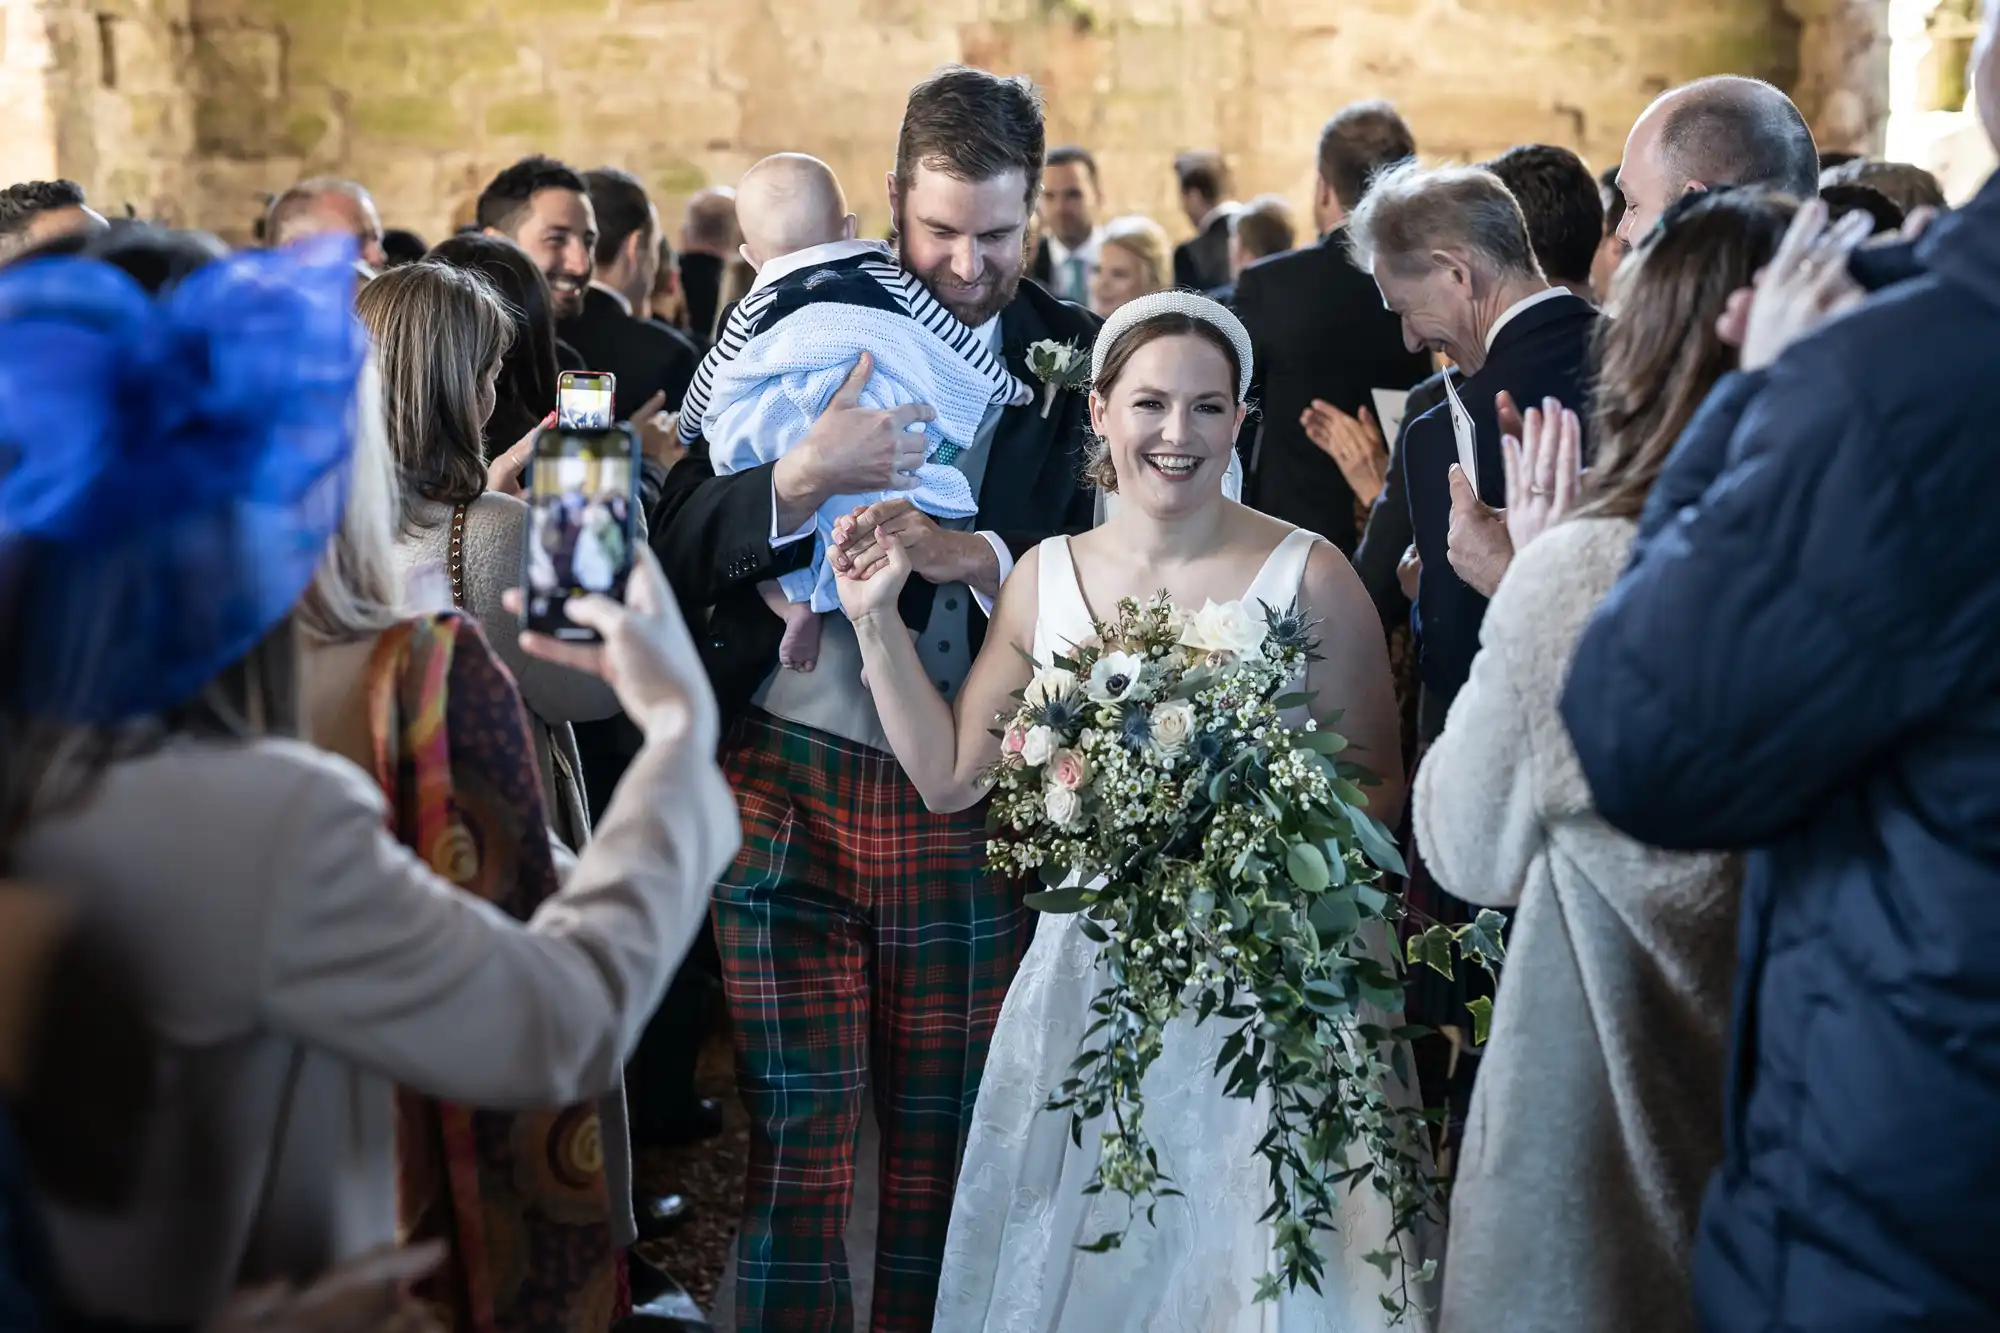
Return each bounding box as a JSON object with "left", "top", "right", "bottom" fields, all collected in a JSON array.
[
  {"left": 523, "top": 424, "right": 641, "bottom": 642},
  {"left": 557, "top": 370, "right": 616, "bottom": 430}
]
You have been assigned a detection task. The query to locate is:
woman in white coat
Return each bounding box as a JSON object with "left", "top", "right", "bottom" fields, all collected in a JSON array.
[{"left": 1411, "top": 190, "right": 1793, "bottom": 1333}]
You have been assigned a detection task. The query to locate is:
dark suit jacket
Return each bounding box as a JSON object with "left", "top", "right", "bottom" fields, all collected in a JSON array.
[
  {"left": 1404, "top": 291, "right": 1597, "bottom": 716},
  {"left": 1030, "top": 236, "right": 1054, "bottom": 285},
  {"left": 678, "top": 251, "right": 725, "bottom": 347},
  {"left": 647, "top": 278, "right": 1101, "bottom": 725},
  {"left": 1173, "top": 212, "right": 1232, "bottom": 292},
  {"left": 559, "top": 286, "right": 700, "bottom": 419},
  {"left": 1353, "top": 370, "right": 1451, "bottom": 630},
  {"left": 1235, "top": 229, "right": 1434, "bottom": 551}
]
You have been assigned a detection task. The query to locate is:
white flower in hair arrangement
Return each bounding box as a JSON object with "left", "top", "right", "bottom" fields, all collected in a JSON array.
[{"left": 1026, "top": 338, "right": 1091, "bottom": 418}]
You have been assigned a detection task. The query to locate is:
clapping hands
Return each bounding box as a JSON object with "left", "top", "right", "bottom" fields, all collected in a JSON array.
[
  {"left": 1502, "top": 398, "right": 1583, "bottom": 553},
  {"left": 1301, "top": 400, "right": 1390, "bottom": 506}
]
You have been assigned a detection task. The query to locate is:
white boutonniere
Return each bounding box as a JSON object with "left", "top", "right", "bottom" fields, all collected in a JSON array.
[{"left": 1026, "top": 338, "right": 1090, "bottom": 419}]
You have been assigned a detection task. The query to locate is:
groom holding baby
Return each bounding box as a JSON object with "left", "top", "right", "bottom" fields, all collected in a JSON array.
[{"left": 649, "top": 66, "right": 1099, "bottom": 1331}]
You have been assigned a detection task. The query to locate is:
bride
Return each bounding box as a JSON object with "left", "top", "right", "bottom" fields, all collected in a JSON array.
[{"left": 832, "top": 292, "right": 1417, "bottom": 1332}]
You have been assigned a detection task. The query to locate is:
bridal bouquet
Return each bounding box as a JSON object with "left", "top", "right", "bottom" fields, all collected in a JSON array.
[{"left": 987, "top": 594, "right": 1504, "bottom": 1314}]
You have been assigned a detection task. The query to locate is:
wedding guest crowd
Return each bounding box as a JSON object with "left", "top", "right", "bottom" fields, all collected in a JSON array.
[{"left": 3, "top": 10, "right": 1996, "bottom": 1331}]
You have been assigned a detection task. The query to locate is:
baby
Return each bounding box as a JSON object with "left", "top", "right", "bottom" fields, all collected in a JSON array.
[{"left": 681, "top": 153, "right": 1032, "bottom": 673}]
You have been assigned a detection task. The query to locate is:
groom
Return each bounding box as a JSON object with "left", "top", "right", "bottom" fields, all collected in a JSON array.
[{"left": 649, "top": 67, "right": 1098, "bottom": 1331}]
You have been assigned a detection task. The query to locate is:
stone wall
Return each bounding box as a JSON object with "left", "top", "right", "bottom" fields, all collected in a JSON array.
[{"left": 10, "top": 0, "right": 1859, "bottom": 246}]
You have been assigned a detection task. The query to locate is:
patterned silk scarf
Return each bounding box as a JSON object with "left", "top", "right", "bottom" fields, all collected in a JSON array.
[{"left": 364, "top": 614, "right": 626, "bottom": 1333}]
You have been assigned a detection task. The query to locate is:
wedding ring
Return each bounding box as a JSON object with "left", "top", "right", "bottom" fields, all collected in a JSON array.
[{"left": 1530, "top": 485, "right": 1551, "bottom": 497}]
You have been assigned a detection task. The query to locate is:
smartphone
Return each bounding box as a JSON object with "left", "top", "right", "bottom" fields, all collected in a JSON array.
[
  {"left": 556, "top": 370, "right": 616, "bottom": 430},
  {"left": 523, "top": 425, "right": 641, "bottom": 641}
]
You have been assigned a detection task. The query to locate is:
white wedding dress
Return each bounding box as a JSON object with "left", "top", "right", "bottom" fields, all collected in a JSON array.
[{"left": 933, "top": 527, "right": 1426, "bottom": 1333}]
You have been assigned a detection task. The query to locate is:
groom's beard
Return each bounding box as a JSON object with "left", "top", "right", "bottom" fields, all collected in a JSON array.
[{"left": 899, "top": 242, "right": 1022, "bottom": 329}]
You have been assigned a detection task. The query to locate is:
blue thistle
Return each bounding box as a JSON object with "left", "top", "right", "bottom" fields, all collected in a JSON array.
[
  {"left": 1261, "top": 600, "right": 1318, "bottom": 657},
  {"left": 1191, "top": 730, "right": 1226, "bottom": 766},
  {"left": 1033, "top": 695, "right": 1086, "bottom": 734},
  {"left": 1118, "top": 703, "right": 1153, "bottom": 750}
]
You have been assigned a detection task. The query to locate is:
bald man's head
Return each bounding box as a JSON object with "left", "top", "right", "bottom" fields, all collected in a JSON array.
[
  {"left": 734, "top": 154, "right": 857, "bottom": 268},
  {"left": 1616, "top": 76, "right": 1818, "bottom": 247},
  {"left": 681, "top": 187, "right": 742, "bottom": 257}
]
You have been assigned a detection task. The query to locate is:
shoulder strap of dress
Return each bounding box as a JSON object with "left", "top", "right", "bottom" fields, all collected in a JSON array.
[
  {"left": 1245, "top": 528, "right": 1321, "bottom": 616},
  {"left": 1035, "top": 534, "right": 1094, "bottom": 659}
]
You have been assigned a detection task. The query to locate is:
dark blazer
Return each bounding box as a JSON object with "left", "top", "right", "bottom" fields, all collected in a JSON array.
[
  {"left": 1353, "top": 370, "right": 1451, "bottom": 630},
  {"left": 1561, "top": 177, "right": 2000, "bottom": 1333},
  {"left": 1173, "top": 212, "right": 1232, "bottom": 293},
  {"left": 678, "top": 251, "right": 726, "bottom": 348},
  {"left": 1404, "top": 291, "right": 1596, "bottom": 713},
  {"left": 1235, "top": 229, "right": 1434, "bottom": 551},
  {"left": 648, "top": 278, "right": 1100, "bottom": 726},
  {"left": 559, "top": 286, "right": 700, "bottom": 419},
  {"left": 1029, "top": 235, "right": 1054, "bottom": 286}
]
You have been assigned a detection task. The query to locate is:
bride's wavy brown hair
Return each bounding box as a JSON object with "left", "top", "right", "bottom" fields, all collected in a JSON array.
[
  {"left": 1084, "top": 312, "right": 1242, "bottom": 492},
  {"left": 1577, "top": 187, "right": 1795, "bottom": 520}
]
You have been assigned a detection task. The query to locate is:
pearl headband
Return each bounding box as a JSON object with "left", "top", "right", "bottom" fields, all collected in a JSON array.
[{"left": 1090, "top": 289, "right": 1255, "bottom": 401}]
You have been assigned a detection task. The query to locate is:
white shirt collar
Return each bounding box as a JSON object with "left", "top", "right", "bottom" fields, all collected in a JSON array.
[
  {"left": 750, "top": 239, "right": 893, "bottom": 293},
  {"left": 1044, "top": 227, "right": 1104, "bottom": 270},
  {"left": 1485, "top": 285, "right": 1567, "bottom": 352},
  {"left": 587, "top": 280, "right": 633, "bottom": 317}
]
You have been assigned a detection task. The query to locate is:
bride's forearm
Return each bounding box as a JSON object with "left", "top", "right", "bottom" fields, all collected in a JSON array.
[{"left": 850, "top": 610, "right": 988, "bottom": 813}]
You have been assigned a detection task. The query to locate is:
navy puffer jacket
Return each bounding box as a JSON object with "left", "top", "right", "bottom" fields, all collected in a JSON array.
[{"left": 1561, "top": 173, "right": 2000, "bottom": 1332}]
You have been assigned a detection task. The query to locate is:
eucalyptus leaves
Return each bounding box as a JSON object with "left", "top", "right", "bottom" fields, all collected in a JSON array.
[{"left": 985, "top": 592, "right": 1505, "bottom": 1316}]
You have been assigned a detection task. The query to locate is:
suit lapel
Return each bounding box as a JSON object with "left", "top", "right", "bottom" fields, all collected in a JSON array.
[{"left": 978, "top": 295, "right": 1070, "bottom": 535}]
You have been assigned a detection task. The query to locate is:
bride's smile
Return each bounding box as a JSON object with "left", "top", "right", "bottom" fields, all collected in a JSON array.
[{"left": 1090, "top": 332, "right": 1247, "bottom": 512}]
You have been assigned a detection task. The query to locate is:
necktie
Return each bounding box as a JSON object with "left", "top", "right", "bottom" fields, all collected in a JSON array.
[{"left": 1064, "top": 255, "right": 1086, "bottom": 304}]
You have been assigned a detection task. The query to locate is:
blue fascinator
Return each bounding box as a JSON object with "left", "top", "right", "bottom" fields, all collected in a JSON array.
[{"left": 0, "top": 234, "right": 369, "bottom": 723}]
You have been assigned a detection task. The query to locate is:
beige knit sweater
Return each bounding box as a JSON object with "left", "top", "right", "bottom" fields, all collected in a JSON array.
[
  {"left": 397, "top": 494, "right": 620, "bottom": 851},
  {"left": 1414, "top": 517, "right": 1743, "bottom": 1333}
]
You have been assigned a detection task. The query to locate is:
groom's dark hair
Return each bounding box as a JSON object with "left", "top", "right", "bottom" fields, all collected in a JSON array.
[{"left": 895, "top": 66, "right": 1046, "bottom": 207}]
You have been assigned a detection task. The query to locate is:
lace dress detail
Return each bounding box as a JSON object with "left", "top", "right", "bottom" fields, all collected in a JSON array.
[{"left": 933, "top": 529, "right": 1421, "bottom": 1333}]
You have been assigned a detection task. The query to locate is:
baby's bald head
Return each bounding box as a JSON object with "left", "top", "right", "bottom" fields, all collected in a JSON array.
[{"left": 736, "top": 153, "right": 857, "bottom": 267}]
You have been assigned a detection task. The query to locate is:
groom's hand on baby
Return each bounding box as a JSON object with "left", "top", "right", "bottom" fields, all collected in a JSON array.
[
  {"left": 776, "top": 355, "right": 936, "bottom": 527},
  {"left": 833, "top": 498, "right": 1000, "bottom": 597}
]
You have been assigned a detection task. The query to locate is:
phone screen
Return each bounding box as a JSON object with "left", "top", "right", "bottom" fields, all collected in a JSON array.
[
  {"left": 557, "top": 371, "right": 615, "bottom": 430},
  {"left": 524, "top": 426, "right": 640, "bottom": 641}
]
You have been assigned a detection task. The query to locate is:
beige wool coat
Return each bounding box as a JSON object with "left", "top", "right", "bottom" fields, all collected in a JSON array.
[
  {"left": 13, "top": 714, "right": 737, "bottom": 1326},
  {"left": 1413, "top": 517, "right": 1742, "bottom": 1333}
]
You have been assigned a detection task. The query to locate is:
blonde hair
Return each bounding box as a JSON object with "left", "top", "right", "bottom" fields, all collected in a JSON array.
[
  {"left": 1100, "top": 215, "right": 1173, "bottom": 294},
  {"left": 353, "top": 261, "right": 514, "bottom": 524},
  {"left": 298, "top": 356, "right": 407, "bottom": 643}
]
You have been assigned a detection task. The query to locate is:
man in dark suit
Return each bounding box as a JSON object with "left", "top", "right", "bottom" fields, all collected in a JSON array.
[
  {"left": 1172, "top": 151, "right": 1235, "bottom": 291},
  {"left": 647, "top": 66, "right": 1097, "bottom": 1328},
  {"left": 557, "top": 167, "right": 700, "bottom": 422},
  {"left": 676, "top": 187, "right": 739, "bottom": 344},
  {"left": 1028, "top": 145, "right": 1104, "bottom": 305},
  {"left": 1209, "top": 194, "right": 1296, "bottom": 306},
  {"left": 1350, "top": 160, "right": 1597, "bottom": 722},
  {"left": 1235, "top": 101, "right": 1432, "bottom": 551},
  {"left": 1349, "top": 142, "right": 1604, "bottom": 646}
]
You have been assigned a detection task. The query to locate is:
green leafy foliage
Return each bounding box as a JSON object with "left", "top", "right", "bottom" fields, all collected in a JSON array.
[{"left": 980, "top": 590, "right": 1502, "bottom": 1317}]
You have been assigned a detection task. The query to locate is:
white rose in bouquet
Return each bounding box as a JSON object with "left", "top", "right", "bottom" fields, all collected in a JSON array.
[
  {"left": 1086, "top": 651, "right": 1149, "bottom": 704},
  {"left": 1148, "top": 701, "right": 1197, "bottom": 761},
  {"left": 1021, "top": 724, "right": 1058, "bottom": 767},
  {"left": 1179, "top": 599, "right": 1268, "bottom": 659},
  {"left": 1044, "top": 783, "right": 1083, "bottom": 828},
  {"left": 1024, "top": 667, "right": 1078, "bottom": 708}
]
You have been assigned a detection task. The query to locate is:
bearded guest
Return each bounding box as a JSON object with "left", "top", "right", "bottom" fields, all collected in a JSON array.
[
  {"left": 646, "top": 65, "right": 1099, "bottom": 1331},
  {"left": 477, "top": 156, "right": 597, "bottom": 372}
]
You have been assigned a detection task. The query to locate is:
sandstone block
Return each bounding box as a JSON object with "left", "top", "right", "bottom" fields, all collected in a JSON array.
[{"left": 351, "top": 92, "right": 465, "bottom": 144}]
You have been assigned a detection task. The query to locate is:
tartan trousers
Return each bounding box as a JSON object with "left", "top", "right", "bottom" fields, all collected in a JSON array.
[{"left": 712, "top": 708, "right": 1031, "bottom": 1332}]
